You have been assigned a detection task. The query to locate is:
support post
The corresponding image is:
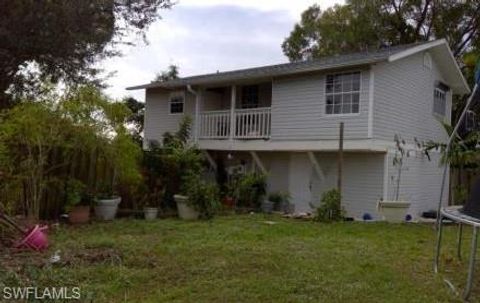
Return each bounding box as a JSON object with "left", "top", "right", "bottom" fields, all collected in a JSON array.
[
  {"left": 463, "top": 226, "right": 478, "bottom": 300},
  {"left": 203, "top": 150, "right": 217, "bottom": 171},
  {"left": 249, "top": 151, "right": 267, "bottom": 174},
  {"left": 229, "top": 86, "right": 236, "bottom": 141},
  {"left": 337, "top": 122, "right": 344, "bottom": 199},
  {"left": 307, "top": 151, "right": 325, "bottom": 180}
]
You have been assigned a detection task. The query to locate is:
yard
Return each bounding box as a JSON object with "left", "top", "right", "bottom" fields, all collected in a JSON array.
[{"left": 1, "top": 215, "right": 478, "bottom": 302}]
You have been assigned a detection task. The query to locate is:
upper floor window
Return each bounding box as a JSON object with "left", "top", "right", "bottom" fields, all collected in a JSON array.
[
  {"left": 433, "top": 84, "right": 448, "bottom": 117},
  {"left": 169, "top": 91, "right": 184, "bottom": 114},
  {"left": 241, "top": 85, "right": 259, "bottom": 109},
  {"left": 466, "top": 110, "right": 477, "bottom": 132},
  {"left": 325, "top": 72, "right": 361, "bottom": 115}
]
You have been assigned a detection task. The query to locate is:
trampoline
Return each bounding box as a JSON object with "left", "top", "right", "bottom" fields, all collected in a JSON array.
[{"left": 434, "top": 61, "right": 480, "bottom": 300}]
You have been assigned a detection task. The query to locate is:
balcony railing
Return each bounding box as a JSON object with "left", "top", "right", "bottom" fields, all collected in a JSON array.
[{"left": 198, "top": 107, "right": 271, "bottom": 139}]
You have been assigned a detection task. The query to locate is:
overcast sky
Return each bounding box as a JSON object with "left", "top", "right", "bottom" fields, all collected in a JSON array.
[{"left": 102, "top": 0, "right": 344, "bottom": 102}]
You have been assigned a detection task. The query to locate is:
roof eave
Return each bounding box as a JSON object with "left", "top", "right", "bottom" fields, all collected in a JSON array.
[{"left": 126, "top": 57, "right": 385, "bottom": 91}]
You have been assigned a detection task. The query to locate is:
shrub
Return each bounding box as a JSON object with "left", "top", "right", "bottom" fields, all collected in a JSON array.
[
  {"left": 182, "top": 173, "right": 220, "bottom": 219},
  {"left": 313, "top": 189, "right": 345, "bottom": 222},
  {"left": 233, "top": 173, "right": 267, "bottom": 209},
  {"left": 268, "top": 191, "right": 291, "bottom": 211}
]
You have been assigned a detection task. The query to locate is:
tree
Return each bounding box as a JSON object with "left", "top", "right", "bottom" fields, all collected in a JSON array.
[
  {"left": 0, "top": 86, "right": 142, "bottom": 219},
  {"left": 282, "top": 1, "right": 480, "bottom": 62},
  {"left": 0, "top": 0, "right": 173, "bottom": 108},
  {"left": 123, "top": 97, "right": 145, "bottom": 146},
  {"left": 153, "top": 65, "right": 179, "bottom": 82}
]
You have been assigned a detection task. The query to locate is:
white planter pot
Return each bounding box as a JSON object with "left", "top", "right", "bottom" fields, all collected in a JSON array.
[
  {"left": 174, "top": 194, "right": 199, "bottom": 220},
  {"left": 144, "top": 207, "right": 158, "bottom": 220},
  {"left": 94, "top": 197, "right": 121, "bottom": 221},
  {"left": 377, "top": 200, "right": 411, "bottom": 223}
]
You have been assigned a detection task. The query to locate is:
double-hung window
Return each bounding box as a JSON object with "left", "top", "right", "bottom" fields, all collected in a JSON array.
[
  {"left": 325, "top": 72, "right": 361, "bottom": 115},
  {"left": 433, "top": 83, "right": 448, "bottom": 117},
  {"left": 169, "top": 91, "right": 185, "bottom": 114}
]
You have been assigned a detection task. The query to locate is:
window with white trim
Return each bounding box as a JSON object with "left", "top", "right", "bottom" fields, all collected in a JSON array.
[
  {"left": 466, "top": 110, "right": 477, "bottom": 131},
  {"left": 169, "top": 92, "right": 184, "bottom": 114},
  {"left": 433, "top": 86, "right": 447, "bottom": 117},
  {"left": 325, "top": 72, "right": 361, "bottom": 115}
]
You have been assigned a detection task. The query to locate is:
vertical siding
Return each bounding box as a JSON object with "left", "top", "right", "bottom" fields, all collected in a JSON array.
[
  {"left": 373, "top": 52, "right": 451, "bottom": 143},
  {"left": 270, "top": 69, "right": 370, "bottom": 141},
  {"left": 143, "top": 88, "right": 195, "bottom": 146}
]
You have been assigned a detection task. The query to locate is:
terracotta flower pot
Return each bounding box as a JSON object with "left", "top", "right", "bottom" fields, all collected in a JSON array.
[{"left": 68, "top": 205, "right": 90, "bottom": 224}]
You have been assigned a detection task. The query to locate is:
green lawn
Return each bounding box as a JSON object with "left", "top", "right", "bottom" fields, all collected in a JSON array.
[{"left": 1, "top": 215, "right": 479, "bottom": 302}]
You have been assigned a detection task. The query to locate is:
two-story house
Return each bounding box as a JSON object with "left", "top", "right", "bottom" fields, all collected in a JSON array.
[{"left": 128, "top": 39, "right": 470, "bottom": 220}]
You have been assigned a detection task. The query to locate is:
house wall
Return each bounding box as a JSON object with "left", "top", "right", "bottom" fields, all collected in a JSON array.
[
  {"left": 260, "top": 152, "right": 385, "bottom": 218},
  {"left": 143, "top": 88, "right": 196, "bottom": 146},
  {"left": 386, "top": 150, "right": 447, "bottom": 220},
  {"left": 372, "top": 51, "right": 452, "bottom": 143},
  {"left": 270, "top": 69, "right": 371, "bottom": 141},
  {"left": 309, "top": 152, "right": 385, "bottom": 219}
]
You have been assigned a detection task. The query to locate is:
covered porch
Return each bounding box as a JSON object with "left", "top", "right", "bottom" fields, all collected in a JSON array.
[{"left": 195, "top": 82, "right": 272, "bottom": 140}]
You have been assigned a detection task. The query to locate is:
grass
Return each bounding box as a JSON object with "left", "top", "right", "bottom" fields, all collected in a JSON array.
[{"left": 1, "top": 215, "right": 479, "bottom": 302}]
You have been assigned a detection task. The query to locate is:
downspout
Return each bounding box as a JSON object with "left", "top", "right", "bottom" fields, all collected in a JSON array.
[{"left": 187, "top": 85, "right": 199, "bottom": 143}]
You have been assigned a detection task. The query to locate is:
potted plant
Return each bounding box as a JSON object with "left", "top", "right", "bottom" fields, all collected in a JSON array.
[
  {"left": 65, "top": 179, "right": 90, "bottom": 224},
  {"left": 233, "top": 173, "right": 267, "bottom": 211},
  {"left": 143, "top": 188, "right": 162, "bottom": 220},
  {"left": 268, "top": 191, "right": 291, "bottom": 213},
  {"left": 221, "top": 183, "right": 235, "bottom": 209},
  {"left": 94, "top": 182, "right": 121, "bottom": 221},
  {"left": 377, "top": 135, "right": 411, "bottom": 222},
  {"left": 175, "top": 173, "right": 220, "bottom": 220}
]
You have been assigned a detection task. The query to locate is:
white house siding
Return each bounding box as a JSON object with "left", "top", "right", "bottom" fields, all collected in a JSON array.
[
  {"left": 270, "top": 69, "right": 370, "bottom": 141},
  {"left": 386, "top": 150, "right": 447, "bottom": 220},
  {"left": 309, "top": 152, "right": 385, "bottom": 219},
  {"left": 373, "top": 52, "right": 452, "bottom": 144},
  {"left": 256, "top": 152, "right": 385, "bottom": 218},
  {"left": 144, "top": 88, "right": 196, "bottom": 146}
]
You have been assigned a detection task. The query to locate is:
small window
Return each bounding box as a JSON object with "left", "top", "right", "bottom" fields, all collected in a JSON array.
[
  {"left": 433, "top": 87, "right": 447, "bottom": 117},
  {"left": 241, "top": 85, "right": 259, "bottom": 109},
  {"left": 423, "top": 52, "right": 432, "bottom": 69},
  {"left": 325, "top": 72, "right": 361, "bottom": 115},
  {"left": 466, "top": 110, "right": 477, "bottom": 131},
  {"left": 169, "top": 92, "right": 184, "bottom": 114}
]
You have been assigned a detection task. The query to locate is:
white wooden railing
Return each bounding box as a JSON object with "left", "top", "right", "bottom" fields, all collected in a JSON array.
[
  {"left": 198, "top": 107, "right": 271, "bottom": 139},
  {"left": 198, "top": 110, "right": 230, "bottom": 139},
  {"left": 234, "top": 107, "right": 271, "bottom": 139}
]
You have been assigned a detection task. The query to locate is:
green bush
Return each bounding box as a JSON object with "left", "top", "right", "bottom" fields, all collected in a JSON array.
[
  {"left": 313, "top": 189, "right": 345, "bottom": 222},
  {"left": 268, "top": 191, "right": 290, "bottom": 211},
  {"left": 182, "top": 173, "right": 220, "bottom": 219},
  {"left": 233, "top": 173, "right": 267, "bottom": 209}
]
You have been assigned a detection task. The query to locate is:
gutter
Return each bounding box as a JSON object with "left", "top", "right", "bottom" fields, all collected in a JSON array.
[{"left": 187, "top": 85, "right": 200, "bottom": 142}]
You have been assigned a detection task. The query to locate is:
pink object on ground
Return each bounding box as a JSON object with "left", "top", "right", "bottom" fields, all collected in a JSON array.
[{"left": 15, "top": 225, "right": 48, "bottom": 251}]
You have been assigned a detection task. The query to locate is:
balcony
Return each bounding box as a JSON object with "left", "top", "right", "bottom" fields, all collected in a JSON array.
[{"left": 198, "top": 107, "right": 271, "bottom": 140}]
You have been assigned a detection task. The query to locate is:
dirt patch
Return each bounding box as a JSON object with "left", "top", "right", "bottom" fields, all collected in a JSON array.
[{"left": 60, "top": 248, "right": 123, "bottom": 266}]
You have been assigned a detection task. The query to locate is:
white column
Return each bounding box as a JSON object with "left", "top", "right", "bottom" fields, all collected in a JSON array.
[
  {"left": 367, "top": 68, "right": 375, "bottom": 138},
  {"left": 229, "top": 85, "right": 236, "bottom": 141},
  {"left": 194, "top": 90, "right": 201, "bottom": 143}
]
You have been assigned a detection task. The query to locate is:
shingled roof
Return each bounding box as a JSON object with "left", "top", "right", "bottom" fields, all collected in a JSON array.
[{"left": 127, "top": 40, "right": 469, "bottom": 94}]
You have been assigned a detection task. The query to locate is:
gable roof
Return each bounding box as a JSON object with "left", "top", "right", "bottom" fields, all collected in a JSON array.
[{"left": 127, "top": 39, "right": 470, "bottom": 95}]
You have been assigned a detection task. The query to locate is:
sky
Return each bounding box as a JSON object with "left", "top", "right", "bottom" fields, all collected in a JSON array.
[{"left": 101, "top": 0, "right": 344, "bottom": 102}]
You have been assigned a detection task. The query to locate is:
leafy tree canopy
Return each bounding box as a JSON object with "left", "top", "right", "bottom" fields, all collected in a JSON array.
[
  {"left": 0, "top": 0, "right": 173, "bottom": 107},
  {"left": 153, "top": 64, "right": 179, "bottom": 82},
  {"left": 282, "top": 0, "right": 480, "bottom": 64}
]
